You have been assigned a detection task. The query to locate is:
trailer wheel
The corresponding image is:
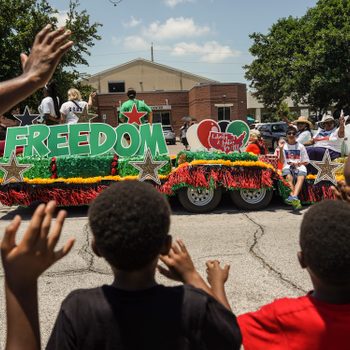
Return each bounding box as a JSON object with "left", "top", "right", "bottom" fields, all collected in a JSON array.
[
  {"left": 230, "top": 188, "right": 273, "bottom": 210},
  {"left": 177, "top": 187, "right": 222, "bottom": 213}
]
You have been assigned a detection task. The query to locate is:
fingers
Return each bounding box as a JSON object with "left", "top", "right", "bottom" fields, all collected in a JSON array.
[
  {"left": 54, "top": 237, "right": 75, "bottom": 262},
  {"left": 42, "top": 26, "right": 65, "bottom": 46},
  {"left": 47, "top": 209, "right": 67, "bottom": 251},
  {"left": 50, "top": 29, "right": 72, "bottom": 52},
  {"left": 1, "top": 215, "right": 21, "bottom": 252},
  {"left": 34, "top": 24, "right": 52, "bottom": 45},
  {"left": 177, "top": 239, "right": 188, "bottom": 253},
  {"left": 40, "top": 201, "right": 56, "bottom": 241},
  {"left": 22, "top": 203, "right": 46, "bottom": 246},
  {"left": 20, "top": 53, "right": 28, "bottom": 70},
  {"left": 157, "top": 264, "right": 173, "bottom": 279}
]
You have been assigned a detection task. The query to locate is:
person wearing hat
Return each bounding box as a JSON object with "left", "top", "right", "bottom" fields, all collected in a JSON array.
[
  {"left": 293, "top": 116, "right": 313, "bottom": 145},
  {"left": 245, "top": 129, "right": 267, "bottom": 155},
  {"left": 306, "top": 114, "right": 345, "bottom": 161},
  {"left": 119, "top": 88, "right": 153, "bottom": 125}
]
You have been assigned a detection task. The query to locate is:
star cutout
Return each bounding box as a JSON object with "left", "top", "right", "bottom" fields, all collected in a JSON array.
[
  {"left": 130, "top": 148, "right": 168, "bottom": 185},
  {"left": 13, "top": 105, "right": 40, "bottom": 126},
  {"left": 78, "top": 107, "right": 99, "bottom": 123},
  {"left": 0, "top": 152, "right": 33, "bottom": 185},
  {"left": 310, "top": 149, "right": 344, "bottom": 185},
  {"left": 121, "top": 104, "right": 147, "bottom": 125}
]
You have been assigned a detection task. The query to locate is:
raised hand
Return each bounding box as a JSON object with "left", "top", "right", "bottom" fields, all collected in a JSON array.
[
  {"left": 206, "top": 260, "right": 230, "bottom": 288},
  {"left": 1, "top": 201, "right": 75, "bottom": 289},
  {"left": 20, "top": 24, "right": 73, "bottom": 89},
  {"left": 158, "top": 239, "right": 197, "bottom": 283}
]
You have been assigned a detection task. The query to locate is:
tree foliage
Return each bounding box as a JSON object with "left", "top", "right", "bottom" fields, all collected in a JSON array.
[
  {"left": 245, "top": 0, "right": 350, "bottom": 115},
  {"left": 0, "top": 0, "right": 101, "bottom": 114}
]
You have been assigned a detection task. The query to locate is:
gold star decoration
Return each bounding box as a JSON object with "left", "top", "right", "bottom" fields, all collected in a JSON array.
[
  {"left": 130, "top": 148, "right": 168, "bottom": 185},
  {"left": 310, "top": 149, "right": 343, "bottom": 185},
  {"left": 78, "top": 106, "right": 99, "bottom": 123},
  {"left": 0, "top": 152, "right": 33, "bottom": 185}
]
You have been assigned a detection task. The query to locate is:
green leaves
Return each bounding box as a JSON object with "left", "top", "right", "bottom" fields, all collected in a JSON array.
[
  {"left": 0, "top": 0, "right": 101, "bottom": 114},
  {"left": 245, "top": 0, "right": 350, "bottom": 114}
]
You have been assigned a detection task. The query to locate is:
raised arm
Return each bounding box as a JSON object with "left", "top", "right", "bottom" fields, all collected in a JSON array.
[
  {"left": 338, "top": 115, "right": 345, "bottom": 138},
  {"left": 0, "top": 25, "right": 73, "bottom": 116},
  {"left": 1, "top": 201, "right": 74, "bottom": 350}
]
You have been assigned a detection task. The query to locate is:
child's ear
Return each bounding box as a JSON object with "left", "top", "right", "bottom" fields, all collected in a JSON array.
[
  {"left": 297, "top": 251, "right": 307, "bottom": 269},
  {"left": 91, "top": 237, "right": 101, "bottom": 257},
  {"left": 160, "top": 235, "right": 172, "bottom": 255}
]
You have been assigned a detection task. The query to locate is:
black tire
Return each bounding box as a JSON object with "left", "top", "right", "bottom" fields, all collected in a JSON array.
[
  {"left": 177, "top": 187, "right": 222, "bottom": 213},
  {"left": 230, "top": 188, "right": 273, "bottom": 210}
]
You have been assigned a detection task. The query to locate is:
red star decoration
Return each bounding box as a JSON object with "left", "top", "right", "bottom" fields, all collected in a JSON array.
[{"left": 122, "top": 104, "right": 148, "bottom": 125}]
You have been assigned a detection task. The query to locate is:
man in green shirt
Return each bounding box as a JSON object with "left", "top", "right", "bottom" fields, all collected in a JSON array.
[{"left": 119, "top": 88, "right": 153, "bottom": 124}]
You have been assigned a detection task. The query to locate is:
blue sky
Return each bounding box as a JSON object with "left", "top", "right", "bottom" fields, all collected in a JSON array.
[{"left": 49, "top": 0, "right": 317, "bottom": 84}]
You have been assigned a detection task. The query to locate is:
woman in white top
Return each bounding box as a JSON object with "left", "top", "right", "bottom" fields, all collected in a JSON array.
[
  {"left": 60, "top": 88, "right": 88, "bottom": 124},
  {"left": 306, "top": 114, "right": 345, "bottom": 161},
  {"left": 293, "top": 116, "right": 313, "bottom": 145},
  {"left": 38, "top": 82, "right": 60, "bottom": 123}
]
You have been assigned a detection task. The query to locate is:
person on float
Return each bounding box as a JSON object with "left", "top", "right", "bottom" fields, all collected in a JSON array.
[
  {"left": 293, "top": 116, "right": 313, "bottom": 145},
  {"left": 38, "top": 81, "right": 60, "bottom": 124},
  {"left": 245, "top": 129, "right": 267, "bottom": 155},
  {"left": 278, "top": 126, "right": 310, "bottom": 209},
  {"left": 305, "top": 114, "right": 345, "bottom": 161},
  {"left": 60, "top": 88, "right": 88, "bottom": 124},
  {"left": 119, "top": 88, "right": 153, "bottom": 125},
  {"left": 180, "top": 121, "right": 190, "bottom": 151}
]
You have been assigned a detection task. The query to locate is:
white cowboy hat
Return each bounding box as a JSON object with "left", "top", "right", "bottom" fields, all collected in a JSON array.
[
  {"left": 320, "top": 114, "right": 335, "bottom": 124},
  {"left": 293, "top": 116, "right": 313, "bottom": 127}
]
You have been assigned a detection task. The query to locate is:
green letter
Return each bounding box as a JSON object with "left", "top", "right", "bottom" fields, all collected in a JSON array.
[
  {"left": 90, "top": 123, "right": 116, "bottom": 156},
  {"left": 69, "top": 123, "right": 91, "bottom": 156},
  {"left": 48, "top": 124, "right": 69, "bottom": 157},
  {"left": 139, "top": 123, "right": 168, "bottom": 156},
  {"left": 115, "top": 124, "right": 140, "bottom": 157},
  {"left": 24, "top": 125, "right": 50, "bottom": 157},
  {"left": 4, "top": 126, "right": 29, "bottom": 158}
]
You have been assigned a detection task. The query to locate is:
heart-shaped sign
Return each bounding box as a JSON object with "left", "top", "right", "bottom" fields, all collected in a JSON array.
[{"left": 191, "top": 119, "right": 250, "bottom": 153}]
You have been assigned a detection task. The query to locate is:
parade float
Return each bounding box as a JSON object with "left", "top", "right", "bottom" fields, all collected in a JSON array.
[{"left": 0, "top": 108, "right": 346, "bottom": 213}]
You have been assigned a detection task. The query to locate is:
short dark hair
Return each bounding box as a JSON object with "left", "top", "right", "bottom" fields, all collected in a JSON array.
[
  {"left": 127, "top": 88, "right": 136, "bottom": 99},
  {"left": 300, "top": 200, "right": 350, "bottom": 284},
  {"left": 286, "top": 126, "right": 297, "bottom": 135},
  {"left": 88, "top": 181, "right": 171, "bottom": 271}
]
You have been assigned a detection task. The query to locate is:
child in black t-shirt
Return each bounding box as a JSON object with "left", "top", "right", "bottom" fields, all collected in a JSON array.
[{"left": 1, "top": 181, "right": 241, "bottom": 350}]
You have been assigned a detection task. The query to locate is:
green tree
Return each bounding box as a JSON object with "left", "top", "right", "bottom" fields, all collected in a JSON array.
[
  {"left": 245, "top": 0, "right": 350, "bottom": 114},
  {"left": 0, "top": 0, "right": 101, "bottom": 114}
]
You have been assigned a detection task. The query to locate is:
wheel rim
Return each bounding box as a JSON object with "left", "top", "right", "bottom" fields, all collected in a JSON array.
[
  {"left": 240, "top": 188, "right": 267, "bottom": 204},
  {"left": 187, "top": 187, "right": 215, "bottom": 206}
]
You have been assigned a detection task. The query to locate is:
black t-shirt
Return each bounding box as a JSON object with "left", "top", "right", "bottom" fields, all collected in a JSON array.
[{"left": 46, "top": 284, "right": 241, "bottom": 350}]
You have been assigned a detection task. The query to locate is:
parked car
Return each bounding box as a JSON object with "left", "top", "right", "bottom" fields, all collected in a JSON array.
[
  {"left": 255, "top": 122, "right": 288, "bottom": 150},
  {"left": 162, "top": 125, "right": 176, "bottom": 145}
]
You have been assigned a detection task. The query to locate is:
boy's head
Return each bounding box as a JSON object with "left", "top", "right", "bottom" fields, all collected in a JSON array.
[
  {"left": 88, "top": 181, "right": 171, "bottom": 271},
  {"left": 299, "top": 200, "right": 350, "bottom": 285}
]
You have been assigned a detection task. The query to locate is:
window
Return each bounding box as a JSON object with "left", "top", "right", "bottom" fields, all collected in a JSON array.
[
  {"left": 153, "top": 111, "right": 171, "bottom": 125},
  {"left": 108, "top": 81, "right": 125, "bottom": 93},
  {"left": 218, "top": 107, "right": 230, "bottom": 121}
]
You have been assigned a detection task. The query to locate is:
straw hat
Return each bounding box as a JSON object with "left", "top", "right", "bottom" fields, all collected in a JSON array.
[{"left": 293, "top": 116, "right": 313, "bottom": 127}]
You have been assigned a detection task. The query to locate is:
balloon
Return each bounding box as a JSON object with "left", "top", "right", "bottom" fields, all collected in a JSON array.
[
  {"left": 197, "top": 119, "right": 220, "bottom": 149},
  {"left": 186, "top": 124, "right": 205, "bottom": 151},
  {"left": 226, "top": 120, "right": 250, "bottom": 149}
]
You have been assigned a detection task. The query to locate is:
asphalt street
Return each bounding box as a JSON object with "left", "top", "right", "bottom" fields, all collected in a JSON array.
[{"left": 0, "top": 143, "right": 312, "bottom": 347}]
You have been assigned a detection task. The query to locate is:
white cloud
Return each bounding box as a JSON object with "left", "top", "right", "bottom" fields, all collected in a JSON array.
[
  {"left": 164, "top": 0, "right": 195, "bottom": 7},
  {"left": 143, "top": 17, "right": 210, "bottom": 41},
  {"left": 123, "top": 36, "right": 150, "bottom": 51},
  {"left": 55, "top": 10, "right": 68, "bottom": 27},
  {"left": 172, "top": 41, "right": 241, "bottom": 63},
  {"left": 123, "top": 16, "right": 141, "bottom": 28}
]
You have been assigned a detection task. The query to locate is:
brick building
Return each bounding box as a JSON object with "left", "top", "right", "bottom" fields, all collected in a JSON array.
[{"left": 87, "top": 58, "right": 247, "bottom": 134}]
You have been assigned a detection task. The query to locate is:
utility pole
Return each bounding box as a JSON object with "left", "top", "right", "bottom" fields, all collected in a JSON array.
[{"left": 151, "top": 42, "right": 154, "bottom": 62}]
